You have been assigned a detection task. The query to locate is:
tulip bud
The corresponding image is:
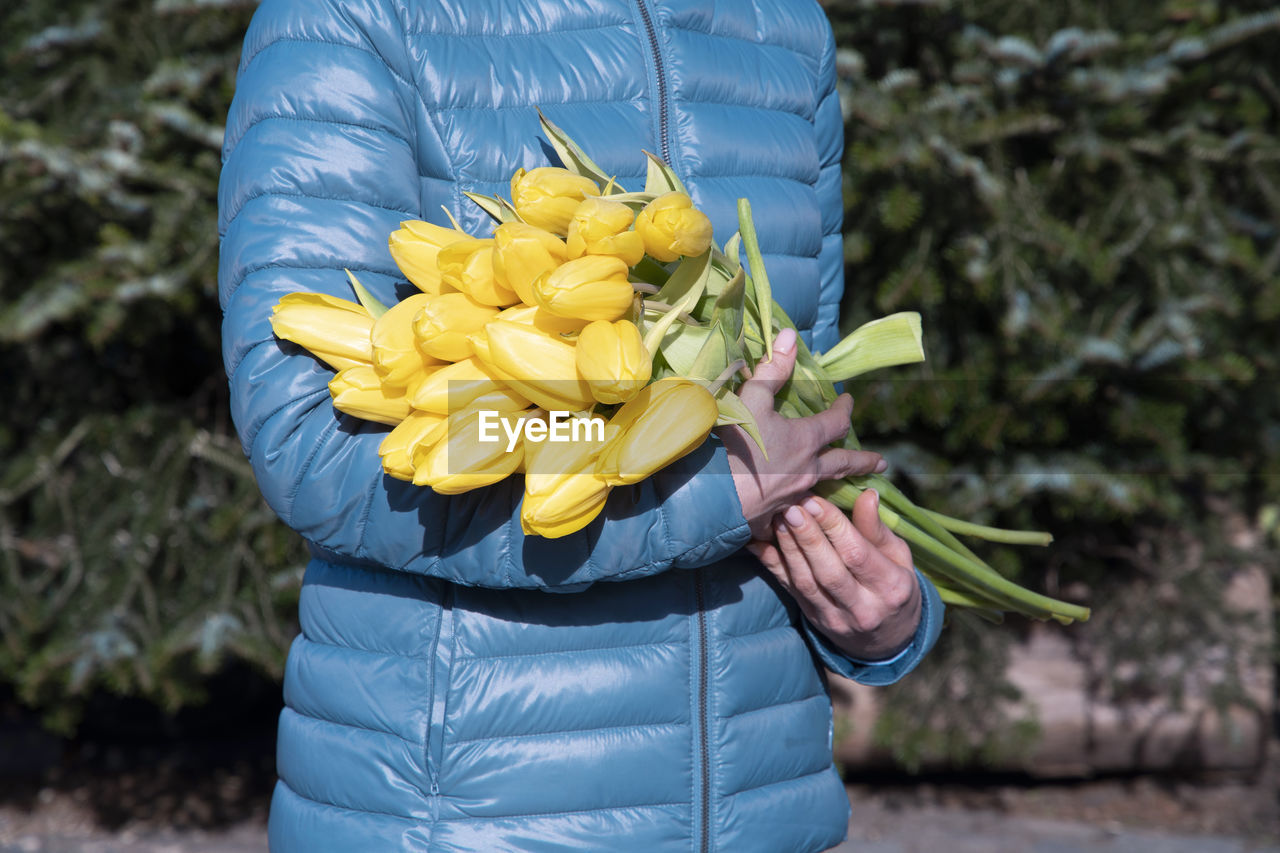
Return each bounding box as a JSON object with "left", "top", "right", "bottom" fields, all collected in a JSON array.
[
  {"left": 521, "top": 413, "right": 611, "bottom": 538},
  {"left": 371, "top": 293, "right": 444, "bottom": 389},
  {"left": 271, "top": 292, "right": 375, "bottom": 371},
  {"left": 510, "top": 167, "right": 600, "bottom": 235},
  {"left": 388, "top": 220, "right": 466, "bottom": 295},
  {"left": 412, "top": 292, "right": 500, "bottom": 363},
  {"left": 595, "top": 378, "right": 717, "bottom": 485},
  {"left": 492, "top": 222, "right": 568, "bottom": 305},
  {"left": 533, "top": 255, "right": 633, "bottom": 322},
  {"left": 635, "top": 191, "right": 713, "bottom": 263},
  {"left": 565, "top": 197, "right": 645, "bottom": 266},
  {"left": 438, "top": 238, "right": 521, "bottom": 307},
  {"left": 379, "top": 409, "right": 448, "bottom": 481},
  {"left": 410, "top": 356, "right": 530, "bottom": 415},
  {"left": 480, "top": 319, "right": 596, "bottom": 412},
  {"left": 495, "top": 304, "right": 588, "bottom": 336},
  {"left": 413, "top": 406, "right": 527, "bottom": 494},
  {"left": 329, "top": 365, "right": 414, "bottom": 426},
  {"left": 575, "top": 319, "right": 652, "bottom": 405}
]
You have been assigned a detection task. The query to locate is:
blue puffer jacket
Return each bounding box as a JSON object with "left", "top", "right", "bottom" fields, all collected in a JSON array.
[{"left": 218, "top": 1, "right": 944, "bottom": 851}]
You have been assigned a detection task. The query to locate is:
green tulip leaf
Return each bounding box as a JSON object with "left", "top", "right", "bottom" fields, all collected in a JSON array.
[
  {"left": 345, "top": 269, "right": 388, "bottom": 319},
  {"left": 605, "top": 190, "right": 658, "bottom": 211},
  {"left": 537, "top": 108, "right": 615, "bottom": 188},
  {"left": 658, "top": 323, "right": 712, "bottom": 375},
  {"left": 643, "top": 150, "right": 689, "bottom": 196},
  {"left": 712, "top": 266, "right": 746, "bottom": 349},
  {"left": 689, "top": 324, "right": 729, "bottom": 382},
  {"left": 643, "top": 249, "right": 711, "bottom": 357},
  {"left": 654, "top": 247, "right": 710, "bottom": 307},
  {"left": 713, "top": 388, "right": 766, "bottom": 457},
  {"left": 721, "top": 231, "right": 742, "bottom": 270},
  {"left": 631, "top": 256, "right": 671, "bottom": 287},
  {"left": 463, "top": 192, "right": 520, "bottom": 224}
]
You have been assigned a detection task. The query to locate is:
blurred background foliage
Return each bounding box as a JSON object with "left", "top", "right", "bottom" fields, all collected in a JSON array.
[
  {"left": 0, "top": 0, "right": 1276, "bottom": 767},
  {"left": 825, "top": 0, "right": 1280, "bottom": 767},
  {"left": 0, "top": 0, "right": 303, "bottom": 734}
]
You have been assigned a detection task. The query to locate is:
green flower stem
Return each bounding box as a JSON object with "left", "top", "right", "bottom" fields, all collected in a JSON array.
[
  {"left": 885, "top": 509, "right": 1090, "bottom": 624},
  {"left": 707, "top": 359, "right": 747, "bottom": 395},
  {"left": 864, "top": 474, "right": 985, "bottom": 567},
  {"left": 723, "top": 210, "right": 1087, "bottom": 623},
  {"left": 737, "top": 199, "right": 773, "bottom": 357},
  {"left": 919, "top": 566, "right": 1009, "bottom": 622},
  {"left": 921, "top": 509, "right": 1054, "bottom": 546},
  {"left": 819, "top": 476, "right": 1086, "bottom": 622}
]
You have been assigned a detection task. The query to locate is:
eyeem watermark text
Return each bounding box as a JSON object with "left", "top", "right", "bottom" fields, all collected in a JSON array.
[{"left": 477, "top": 410, "right": 606, "bottom": 453}]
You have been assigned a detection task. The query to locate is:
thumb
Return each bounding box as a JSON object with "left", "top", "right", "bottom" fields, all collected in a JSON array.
[
  {"left": 852, "top": 488, "right": 892, "bottom": 547},
  {"left": 854, "top": 488, "right": 914, "bottom": 570},
  {"left": 740, "top": 327, "right": 797, "bottom": 409}
]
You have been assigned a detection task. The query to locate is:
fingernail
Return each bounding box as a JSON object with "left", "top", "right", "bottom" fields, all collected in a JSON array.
[
  {"left": 802, "top": 498, "right": 822, "bottom": 516},
  {"left": 784, "top": 505, "right": 805, "bottom": 527},
  {"left": 874, "top": 458, "right": 888, "bottom": 473},
  {"left": 869, "top": 489, "right": 880, "bottom": 510},
  {"left": 774, "top": 327, "right": 796, "bottom": 354}
]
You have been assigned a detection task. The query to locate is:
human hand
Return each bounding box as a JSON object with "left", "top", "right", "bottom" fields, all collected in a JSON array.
[
  {"left": 718, "top": 327, "right": 885, "bottom": 539},
  {"left": 746, "top": 490, "right": 921, "bottom": 661}
]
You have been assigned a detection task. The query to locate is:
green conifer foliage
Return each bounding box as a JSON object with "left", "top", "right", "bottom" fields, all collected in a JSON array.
[
  {"left": 823, "top": 0, "right": 1279, "bottom": 767},
  {"left": 2, "top": 0, "right": 1276, "bottom": 764},
  {"left": 1, "top": 0, "right": 304, "bottom": 732}
]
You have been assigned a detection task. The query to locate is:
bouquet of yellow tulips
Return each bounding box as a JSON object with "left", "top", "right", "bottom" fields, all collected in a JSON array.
[{"left": 270, "top": 113, "right": 1089, "bottom": 626}]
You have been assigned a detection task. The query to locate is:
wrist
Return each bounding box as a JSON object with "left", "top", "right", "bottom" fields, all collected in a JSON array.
[{"left": 821, "top": 573, "right": 923, "bottom": 662}]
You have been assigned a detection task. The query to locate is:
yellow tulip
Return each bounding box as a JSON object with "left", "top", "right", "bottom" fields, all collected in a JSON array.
[
  {"left": 388, "top": 220, "right": 465, "bottom": 295},
  {"left": 270, "top": 292, "right": 375, "bottom": 371},
  {"left": 410, "top": 356, "right": 530, "bottom": 415},
  {"left": 533, "top": 255, "right": 634, "bottom": 322},
  {"left": 466, "top": 327, "right": 497, "bottom": 364},
  {"left": 635, "top": 191, "right": 713, "bottom": 263},
  {"left": 437, "top": 238, "right": 521, "bottom": 307},
  {"left": 412, "top": 292, "right": 500, "bottom": 362},
  {"left": 467, "top": 319, "right": 577, "bottom": 368},
  {"left": 565, "top": 197, "right": 645, "bottom": 266},
  {"left": 371, "top": 293, "right": 443, "bottom": 389},
  {"left": 329, "top": 365, "right": 413, "bottom": 426},
  {"left": 595, "top": 378, "right": 717, "bottom": 485},
  {"left": 495, "top": 304, "right": 588, "bottom": 336},
  {"left": 521, "top": 414, "right": 611, "bottom": 538},
  {"left": 480, "top": 319, "right": 596, "bottom": 412},
  {"left": 574, "top": 319, "right": 652, "bottom": 405},
  {"left": 378, "top": 410, "right": 448, "bottom": 481},
  {"left": 510, "top": 167, "right": 600, "bottom": 235},
  {"left": 412, "top": 406, "right": 527, "bottom": 494},
  {"left": 492, "top": 222, "right": 568, "bottom": 305}
]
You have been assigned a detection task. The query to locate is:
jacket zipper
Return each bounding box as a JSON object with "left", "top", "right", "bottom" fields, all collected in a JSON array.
[
  {"left": 634, "top": 0, "right": 673, "bottom": 166},
  {"left": 694, "top": 568, "right": 711, "bottom": 853},
  {"left": 427, "top": 582, "right": 456, "bottom": 801},
  {"left": 635, "top": 6, "right": 706, "bottom": 845}
]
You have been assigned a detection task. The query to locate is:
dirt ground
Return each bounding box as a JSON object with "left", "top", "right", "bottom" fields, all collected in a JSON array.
[
  {"left": 2, "top": 712, "right": 1280, "bottom": 850},
  {"left": 2, "top": 737, "right": 1278, "bottom": 853}
]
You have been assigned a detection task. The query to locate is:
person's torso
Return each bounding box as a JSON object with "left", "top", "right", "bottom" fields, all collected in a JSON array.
[{"left": 268, "top": 2, "right": 853, "bottom": 850}]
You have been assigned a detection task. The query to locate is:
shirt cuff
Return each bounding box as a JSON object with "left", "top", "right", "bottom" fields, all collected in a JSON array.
[{"left": 802, "top": 568, "right": 945, "bottom": 687}]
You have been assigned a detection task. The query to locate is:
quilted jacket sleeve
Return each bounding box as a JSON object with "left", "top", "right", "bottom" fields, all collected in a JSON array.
[
  {"left": 218, "top": 0, "right": 751, "bottom": 591},
  {"left": 802, "top": 568, "right": 945, "bottom": 686}
]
